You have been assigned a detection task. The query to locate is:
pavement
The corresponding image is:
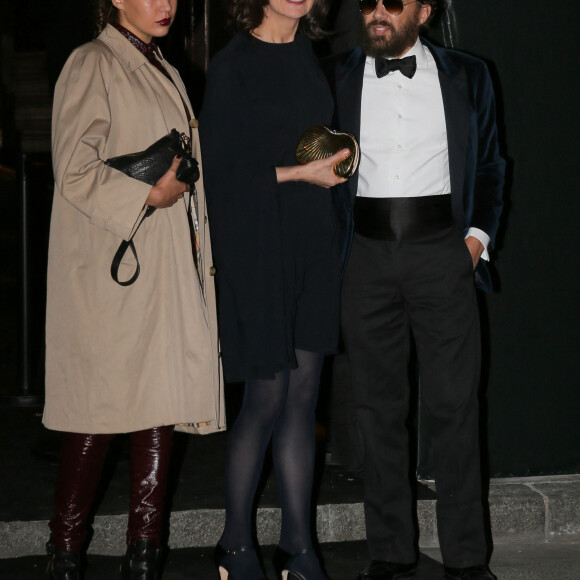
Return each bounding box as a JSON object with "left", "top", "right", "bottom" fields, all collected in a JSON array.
[{"left": 1, "top": 542, "right": 580, "bottom": 579}]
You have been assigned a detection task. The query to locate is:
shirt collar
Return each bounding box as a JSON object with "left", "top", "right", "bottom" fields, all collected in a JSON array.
[{"left": 110, "top": 21, "right": 162, "bottom": 60}]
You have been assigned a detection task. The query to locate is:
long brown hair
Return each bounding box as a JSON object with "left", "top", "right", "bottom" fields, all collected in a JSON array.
[
  {"left": 94, "top": 0, "right": 120, "bottom": 35},
  {"left": 228, "top": 0, "right": 329, "bottom": 40}
]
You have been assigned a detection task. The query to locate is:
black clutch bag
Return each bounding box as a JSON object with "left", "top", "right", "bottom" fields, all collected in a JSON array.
[
  {"left": 105, "top": 129, "right": 200, "bottom": 286},
  {"left": 105, "top": 128, "right": 199, "bottom": 187}
]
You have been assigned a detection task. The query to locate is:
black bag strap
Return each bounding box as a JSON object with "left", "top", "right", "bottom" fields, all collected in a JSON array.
[
  {"left": 110, "top": 205, "right": 156, "bottom": 286},
  {"left": 110, "top": 238, "right": 140, "bottom": 286}
]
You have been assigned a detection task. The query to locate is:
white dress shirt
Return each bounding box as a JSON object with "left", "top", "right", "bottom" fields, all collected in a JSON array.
[{"left": 357, "top": 38, "right": 490, "bottom": 258}]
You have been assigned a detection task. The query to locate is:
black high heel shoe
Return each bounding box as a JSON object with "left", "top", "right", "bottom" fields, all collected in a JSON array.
[
  {"left": 272, "top": 546, "right": 329, "bottom": 580},
  {"left": 214, "top": 543, "right": 267, "bottom": 580}
]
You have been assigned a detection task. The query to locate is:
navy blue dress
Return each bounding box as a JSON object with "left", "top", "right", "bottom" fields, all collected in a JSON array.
[{"left": 200, "top": 33, "right": 341, "bottom": 382}]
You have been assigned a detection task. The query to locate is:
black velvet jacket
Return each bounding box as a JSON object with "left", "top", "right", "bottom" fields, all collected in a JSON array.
[{"left": 323, "top": 37, "right": 506, "bottom": 291}]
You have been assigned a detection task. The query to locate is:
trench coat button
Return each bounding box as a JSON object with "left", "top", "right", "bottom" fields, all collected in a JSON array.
[
  {"left": 189, "top": 118, "right": 199, "bottom": 129},
  {"left": 204, "top": 216, "right": 208, "bottom": 224},
  {"left": 209, "top": 266, "right": 216, "bottom": 276}
]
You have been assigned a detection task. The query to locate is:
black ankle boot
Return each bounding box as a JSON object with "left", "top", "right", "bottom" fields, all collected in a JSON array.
[
  {"left": 120, "top": 539, "right": 160, "bottom": 580},
  {"left": 46, "top": 539, "right": 82, "bottom": 580}
]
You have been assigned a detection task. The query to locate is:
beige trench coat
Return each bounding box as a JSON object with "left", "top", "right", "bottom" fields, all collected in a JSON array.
[{"left": 43, "top": 25, "right": 225, "bottom": 435}]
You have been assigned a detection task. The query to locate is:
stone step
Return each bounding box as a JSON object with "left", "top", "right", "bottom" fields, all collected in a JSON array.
[{"left": 0, "top": 475, "right": 578, "bottom": 558}]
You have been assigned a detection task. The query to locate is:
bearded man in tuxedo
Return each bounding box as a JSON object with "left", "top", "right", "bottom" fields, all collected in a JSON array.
[{"left": 324, "top": 1, "right": 505, "bottom": 578}]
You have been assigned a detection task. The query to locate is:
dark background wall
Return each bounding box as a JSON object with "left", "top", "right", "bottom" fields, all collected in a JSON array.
[{"left": 445, "top": 1, "right": 579, "bottom": 476}]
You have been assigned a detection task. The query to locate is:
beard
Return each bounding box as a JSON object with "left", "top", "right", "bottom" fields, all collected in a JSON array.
[{"left": 360, "top": 16, "right": 421, "bottom": 58}]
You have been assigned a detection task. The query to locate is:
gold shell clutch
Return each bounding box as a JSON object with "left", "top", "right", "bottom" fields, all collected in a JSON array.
[{"left": 296, "top": 126, "right": 360, "bottom": 179}]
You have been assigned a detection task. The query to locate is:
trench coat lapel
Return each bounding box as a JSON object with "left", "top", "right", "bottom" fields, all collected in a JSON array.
[
  {"left": 99, "top": 26, "right": 191, "bottom": 135},
  {"left": 152, "top": 55, "right": 194, "bottom": 133}
]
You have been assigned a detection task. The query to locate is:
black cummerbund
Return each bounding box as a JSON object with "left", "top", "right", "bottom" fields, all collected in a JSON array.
[{"left": 354, "top": 194, "right": 454, "bottom": 241}]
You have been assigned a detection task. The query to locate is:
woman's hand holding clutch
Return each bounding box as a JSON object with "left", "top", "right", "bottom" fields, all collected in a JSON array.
[
  {"left": 276, "top": 149, "right": 351, "bottom": 189},
  {"left": 145, "top": 156, "right": 190, "bottom": 209}
]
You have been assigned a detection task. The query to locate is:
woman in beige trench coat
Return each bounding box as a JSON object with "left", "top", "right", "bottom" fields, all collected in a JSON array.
[{"left": 43, "top": 1, "right": 224, "bottom": 578}]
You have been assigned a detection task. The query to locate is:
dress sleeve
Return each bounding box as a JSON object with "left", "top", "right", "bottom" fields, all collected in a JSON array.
[
  {"left": 51, "top": 45, "right": 151, "bottom": 241},
  {"left": 199, "top": 52, "right": 284, "bottom": 294},
  {"left": 199, "top": 48, "right": 293, "bottom": 379}
]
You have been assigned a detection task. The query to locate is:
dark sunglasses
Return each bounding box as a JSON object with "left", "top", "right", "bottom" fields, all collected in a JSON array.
[{"left": 359, "top": 0, "right": 418, "bottom": 16}]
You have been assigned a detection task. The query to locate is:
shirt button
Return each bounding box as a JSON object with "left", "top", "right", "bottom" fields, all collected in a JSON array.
[
  {"left": 397, "top": 145, "right": 402, "bottom": 150},
  {"left": 397, "top": 84, "right": 403, "bottom": 89},
  {"left": 398, "top": 113, "right": 403, "bottom": 118},
  {"left": 209, "top": 266, "right": 216, "bottom": 276},
  {"left": 395, "top": 175, "right": 400, "bottom": 180}
]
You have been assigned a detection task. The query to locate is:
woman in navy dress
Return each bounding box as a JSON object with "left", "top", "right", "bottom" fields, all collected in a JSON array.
[{"left": 200, "top": 1, "right": 351, "bottom": 578}]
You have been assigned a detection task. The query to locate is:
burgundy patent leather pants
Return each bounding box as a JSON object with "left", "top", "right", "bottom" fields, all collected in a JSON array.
[{"left": 49, "top": 426, "right": 174, "bottom": 552}]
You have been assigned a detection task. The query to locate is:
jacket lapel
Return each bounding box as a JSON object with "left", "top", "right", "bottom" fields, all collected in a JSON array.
[
  {"left": 337, "top": 40, "right": 471, "bottom": 215},
  {"left": 422, "top": 38, "right": 470, "bottom": 224},
  {"left": 335, "top": 48, "right": 365, "bottom": 200}
]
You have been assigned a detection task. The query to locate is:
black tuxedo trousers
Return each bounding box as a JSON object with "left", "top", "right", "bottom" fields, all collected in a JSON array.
[{"left": 341, "top": 225, "right": 487, "bottom": 568}]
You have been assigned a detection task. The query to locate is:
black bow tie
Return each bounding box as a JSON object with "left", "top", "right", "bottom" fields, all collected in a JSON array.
[{"left": 375, "top": 55, "right": 417, "bottom": 79}]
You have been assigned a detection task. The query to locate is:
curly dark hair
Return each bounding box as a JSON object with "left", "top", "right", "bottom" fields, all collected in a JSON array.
[
  {"left": 94, "top": 0, "right": 120, "bottom": 35},
  {"left": 228, "top": 0, "right": 330, "bottom": 40}
]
